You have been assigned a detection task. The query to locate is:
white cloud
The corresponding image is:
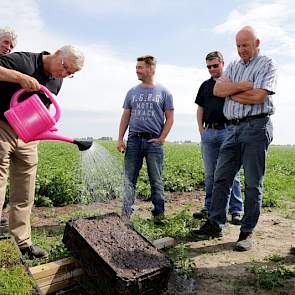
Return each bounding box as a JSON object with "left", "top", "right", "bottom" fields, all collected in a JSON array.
[
  {"left": 214, "top": 0, "right": 295, "bottom": 59},
  {"left": 1, "top": 0, "right": 295, "bottom": 144},
  {"left": 0, "top": 0, "right": 207, "bottom": 142}
]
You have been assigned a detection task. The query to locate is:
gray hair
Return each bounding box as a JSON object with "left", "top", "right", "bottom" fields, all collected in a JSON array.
[
  {"left": 60, "top": 45, "right": 85, "bottom": 70},
  {"left": 0, "top": 26, "right": 17, "bottom": 47}
]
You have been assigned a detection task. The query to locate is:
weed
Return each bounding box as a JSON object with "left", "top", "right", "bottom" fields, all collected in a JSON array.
[
  {"left": 164, "top": 243, "right": 196, "bottom": 278},
  {"left": 0, "top": 239, "right": 36, "bottom": 294},
  {"left": 265, "top": 253, "right": 285, "bottom": 263},
  {"left": 249, "top": 263, "right": 295, "bottom": 289}
]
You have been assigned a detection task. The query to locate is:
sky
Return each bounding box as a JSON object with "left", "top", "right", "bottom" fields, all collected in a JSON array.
[{"left": 1, "top": 0, "right": 295, "bottom": 144}]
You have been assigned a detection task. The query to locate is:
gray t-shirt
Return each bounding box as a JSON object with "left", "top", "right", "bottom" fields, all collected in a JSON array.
[{"left": 123, "top": 83, "right": 174, "bottom": 137}]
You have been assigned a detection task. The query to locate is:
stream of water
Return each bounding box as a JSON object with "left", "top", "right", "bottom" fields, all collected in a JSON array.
[{"left": 79, "top": 142, "right": 124, "bottom": 203}]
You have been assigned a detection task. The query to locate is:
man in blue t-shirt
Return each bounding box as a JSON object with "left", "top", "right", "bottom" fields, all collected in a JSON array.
[{"left": 117, "top": 55, "right": 174, "bottom": 223}]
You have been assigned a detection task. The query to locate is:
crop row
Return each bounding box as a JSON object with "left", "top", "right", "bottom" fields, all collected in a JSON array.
[{"left": 13, "top": 141, "right": 295, "bottom": 207}]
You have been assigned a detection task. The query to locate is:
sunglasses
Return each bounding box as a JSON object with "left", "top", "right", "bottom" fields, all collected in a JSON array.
[{"left": 206, "top": 64, "right": 219, "bottom": 69}]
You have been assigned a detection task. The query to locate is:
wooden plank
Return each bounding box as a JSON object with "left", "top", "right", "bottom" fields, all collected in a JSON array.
[
  {"left": 30, "top": 257, "right": 79, "bottom": 280},
  {"left": 153, "top": 237, "right": 175, "bottom": 249},
  {"left": 37, "top": 268, "right": 83, "bottom": 288},
  {"left": 40, "top": 276, "right": 81, "bottom": 294}
]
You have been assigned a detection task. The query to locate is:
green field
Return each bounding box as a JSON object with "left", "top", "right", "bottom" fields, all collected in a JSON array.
[{"left": 31, "top": 141, "right": 295, "bottom": 207}]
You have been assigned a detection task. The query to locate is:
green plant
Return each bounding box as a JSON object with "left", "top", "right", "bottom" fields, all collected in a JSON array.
[
  {"left": 48, "top": 242, "right": 70, "bottom": 261},
  {"left": 265, "top": 253, "right": 285, "bottom": 263},
  {"left": 249, "top": 263, "right": 295, "bottom": 289},
  {"left": 131, "top": 207, "right": 200, "bottom": 240},
  {"left": 164, "top": 243, "right": 195, "bottom": 278},
  {"left": 0, "top": 239, "right": 36, "bottom": 294}
]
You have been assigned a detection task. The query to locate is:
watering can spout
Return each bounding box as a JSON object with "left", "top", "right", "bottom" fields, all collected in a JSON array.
[
  {"left": 34, "top": 131, "right": 93, "bottom": 151},
  {"left": 73, "top": 139, "right": 93, "bottom": 151}
]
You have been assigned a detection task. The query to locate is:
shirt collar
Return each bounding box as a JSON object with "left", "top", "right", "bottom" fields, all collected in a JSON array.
[{"left": 239, "top": 50, "right": 260, "bottom": 66}]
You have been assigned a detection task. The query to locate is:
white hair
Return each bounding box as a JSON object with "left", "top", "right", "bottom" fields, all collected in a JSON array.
[
  {"left": 0, "top": 26, "right": 17, "bottom": 47},
  {"left": 60, "top": 45, "right": 85, "bottom": 70}
]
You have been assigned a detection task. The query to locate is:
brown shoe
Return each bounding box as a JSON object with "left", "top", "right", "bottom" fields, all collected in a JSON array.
[
  {"left": 290, "top": 245, "right": 295, "bottom": 255},
  {"left": 234, "top": 232, "right": 254, "bottom": 251},
  {"left": 20, "top": 245, "right": 48, "bottom": 259}
]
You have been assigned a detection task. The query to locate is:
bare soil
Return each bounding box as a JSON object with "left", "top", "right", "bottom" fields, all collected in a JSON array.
[{"left": 3, "top": 191, "right": 295, "bottom": 294}]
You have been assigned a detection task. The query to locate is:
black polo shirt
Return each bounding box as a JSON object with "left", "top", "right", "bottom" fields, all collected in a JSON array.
[
  {"left": 194, "top": 78, "right": 228, "bottom": 125},
  {"left": 0, "top": 51, "right": 63, "bottom": 122}
]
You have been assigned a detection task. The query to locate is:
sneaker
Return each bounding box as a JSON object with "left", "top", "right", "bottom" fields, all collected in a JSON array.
[
  {"left": 20, "top": 245, "right": 49, "bottom": 259},
  {"left": 191, "top": 220, "right": 223, "bottom": 238},
  {"left": 234, "top": 232, "right": 254, "bottom": 251},
  {"left": 231, "top": 213, "right": 242, "bottom": 225},
  {"left": 0, "top": 217, "right": 8, "bottom": 226},
  {"left": 193, "top": 208, "right": 209, "bottom": 220},
  {"left": 153, "top": 213, "right": 165, "bottom": 226}
]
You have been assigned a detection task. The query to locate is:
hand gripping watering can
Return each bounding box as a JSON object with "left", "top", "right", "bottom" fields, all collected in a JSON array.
[{"left": 4, "top": 85, "right": 93, "bottom": 151}]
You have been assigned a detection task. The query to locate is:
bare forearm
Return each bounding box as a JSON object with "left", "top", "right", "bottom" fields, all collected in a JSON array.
[
  {"left": 231, "top": 89, "right": 268, "bottom": 104},
  {"left": 0, "top": 66, "right": 40, "bottom": 90},
  {"left": 118, "top": 110, "right": 130, "bottom": 140},
  {"left": 160, "top": 110, "right": 174, "bottom": 141},
  {"left": 197, "top": 106, "right": 204, "bottom": 132},
  {"left": 0, "top": 66, "right": 23, "bottom": 83},
  {"left": 214, "top": 80, "right": 254, "bottom": 97}
]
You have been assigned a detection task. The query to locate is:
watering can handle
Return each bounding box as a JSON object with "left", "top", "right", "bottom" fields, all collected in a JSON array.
[{"left": 10, "top": 85, "right": 61, "bottom": 122}]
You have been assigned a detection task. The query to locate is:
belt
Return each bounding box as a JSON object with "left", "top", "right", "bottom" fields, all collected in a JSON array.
[
  {"left": 132, "top": 132, "right": 155, "bottom": 138},
  {"left": 204, "top": 122, "right": 227, "bottom": 130},
  {"left": 229, "top": 113, "right": 269, "bottom": 125}
]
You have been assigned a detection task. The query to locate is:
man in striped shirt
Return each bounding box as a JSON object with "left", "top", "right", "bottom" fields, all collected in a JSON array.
[{"left": 193, "top": 26, "right": 277, "bottom": 251}]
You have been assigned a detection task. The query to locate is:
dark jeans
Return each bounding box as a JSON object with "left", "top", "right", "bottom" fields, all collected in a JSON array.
[
  {"left": 122, "top": 135, "right": 164, "bottom": 217},
  {"left": 201, "top": 128, "right": 243, "bottom": 214},
  {"left": 209, "top": 117, "right": 273, "bottom": 233}
]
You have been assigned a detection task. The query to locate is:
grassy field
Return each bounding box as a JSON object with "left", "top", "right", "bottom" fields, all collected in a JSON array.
[{"left": 27, "top": 141, "right": 295, "bottom": 207}]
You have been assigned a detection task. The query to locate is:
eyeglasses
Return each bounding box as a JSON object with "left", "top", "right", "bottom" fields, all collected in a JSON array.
[
  {"left": 61, "top": 55, "right": 74, "bottom": 78},
  {"left": 206, "top": 64, "right": 219, "bottom": 69}
]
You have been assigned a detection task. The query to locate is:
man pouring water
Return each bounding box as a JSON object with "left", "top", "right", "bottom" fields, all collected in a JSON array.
[
  {"left": 117, "top": 55, "right": 174, "bottom": 224},
  {"left": 0, "top": 45, "right": 84, "bottom": 258}
]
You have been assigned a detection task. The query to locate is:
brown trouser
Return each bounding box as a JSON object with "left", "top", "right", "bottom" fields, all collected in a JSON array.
[{"left": 0, "top": 120, "right": 38, "bottom": 248}]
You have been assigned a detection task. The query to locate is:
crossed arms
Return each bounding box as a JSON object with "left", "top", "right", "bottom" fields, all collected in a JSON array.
[{"left": 213, "top": 77, "right": 269, "bottom": 104}]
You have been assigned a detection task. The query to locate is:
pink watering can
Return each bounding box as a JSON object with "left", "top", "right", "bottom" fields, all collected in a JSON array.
[{"left": 4, "top": 85, "right": 93, "bottom": 151}]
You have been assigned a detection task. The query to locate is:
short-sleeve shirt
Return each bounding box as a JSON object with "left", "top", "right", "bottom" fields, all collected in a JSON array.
[
  {"left": 123, "top": 83, "right": 174, "bottom": 137},
  {"left": 0, "top": 51, "right": 63, "bottom": 122},
  {"left": 195, "top": 78, "right": 228, "bottom": 125},
  {"left": 223, "top": 53, "right": 277, "bottom": 119}
]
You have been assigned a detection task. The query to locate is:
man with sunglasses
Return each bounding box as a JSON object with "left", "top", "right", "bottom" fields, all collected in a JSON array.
[
  {"left": 194, "top": 26, "right": 277, "bottom": 251},
  {"left": 193, "top": 51, "right": 243, "bottom": 224},
  {"left": 0, "top": 45, "right": 84, "bottom": 258}
]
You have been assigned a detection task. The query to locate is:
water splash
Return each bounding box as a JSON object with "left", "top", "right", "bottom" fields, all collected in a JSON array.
[{"left": 79, "top": 142, "right": 124, "bottom": 203}]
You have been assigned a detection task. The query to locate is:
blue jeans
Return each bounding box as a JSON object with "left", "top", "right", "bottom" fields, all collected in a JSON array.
[
  {"left": 122, "top": 135, "right": 164, "bottom": 217},
  {"left": 209, "top": 117, "right": 273, "bottom": 233},
  {"left": 201, "top": 127, "right": 243, "bottom": 214}
]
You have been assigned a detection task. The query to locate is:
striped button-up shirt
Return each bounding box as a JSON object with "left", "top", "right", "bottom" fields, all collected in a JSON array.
[{"left": 223, "top": 53, "right": 277, "bottom": 119}]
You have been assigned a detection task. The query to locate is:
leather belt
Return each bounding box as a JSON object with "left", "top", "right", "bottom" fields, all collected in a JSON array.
[
  {"left": 229, "top": 113, "right": 269, "bottom": 125},
  {"left": 132, "top": 132, "right": 155, "bottom": 138},
  {"left": 204, "top": 122, "right": 227, "bottom": 130}
]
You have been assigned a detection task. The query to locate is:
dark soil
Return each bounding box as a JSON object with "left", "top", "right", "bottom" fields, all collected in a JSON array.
[{"left": 70, "top": 213, "right": 171, "bottom": 279}]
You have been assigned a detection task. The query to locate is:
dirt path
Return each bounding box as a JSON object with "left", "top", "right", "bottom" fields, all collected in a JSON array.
[{"left": 4, "top": 192, "right": 295, "bottom": 294}]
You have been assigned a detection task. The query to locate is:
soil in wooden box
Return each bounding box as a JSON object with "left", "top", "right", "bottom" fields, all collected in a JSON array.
[
  {"left": 63, "top": 213, "right": 172, "bottom": 295},
  {"left": 0, "top": 238, "right": 38, "bottom": 295}
]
